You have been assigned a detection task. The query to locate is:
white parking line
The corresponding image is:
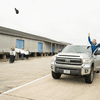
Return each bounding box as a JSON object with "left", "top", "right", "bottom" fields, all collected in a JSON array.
[{"left": 1, "top": 74, "right": 51, "bottom": 95}]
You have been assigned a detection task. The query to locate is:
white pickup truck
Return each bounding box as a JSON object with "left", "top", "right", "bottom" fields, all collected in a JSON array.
[{"left": 51, "top": 45, "right": 100, "bottom": 84}]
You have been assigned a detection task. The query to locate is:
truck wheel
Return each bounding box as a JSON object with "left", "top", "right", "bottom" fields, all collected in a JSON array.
[
  {"left": 85, "top": 67, "right": 94, "bottom": 84},
  {"left": 52, "top": 71, "right": 61, "bottom": 79}
]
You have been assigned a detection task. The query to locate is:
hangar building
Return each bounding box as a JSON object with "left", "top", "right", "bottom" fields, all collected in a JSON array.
[{"left": 0, "top": 26, "right": 71, "bottom": 61}]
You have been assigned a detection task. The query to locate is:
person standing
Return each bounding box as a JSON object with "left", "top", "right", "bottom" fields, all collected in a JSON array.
[
  {"left": 9, "top": 48, "right": 14, "bottom": 63},
  {"left": 12, "top": 48, "right": 16, "bottom": 62},
  {"left": 25, "top": 49, "right": 29, "bottom": 59},
  {"left": 21, "top": 47, "right": 24, "bottom": 60},
  {"left": 88, "top": 33, "right": 100, "bottom": 53},
  {"left": 15, "top": 46, "right": 19, "bottom": 60}
]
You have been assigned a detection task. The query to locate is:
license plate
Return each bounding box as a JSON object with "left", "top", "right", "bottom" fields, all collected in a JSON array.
[{"left": 64, "top": 70, "right": 70, "bottom": 74}]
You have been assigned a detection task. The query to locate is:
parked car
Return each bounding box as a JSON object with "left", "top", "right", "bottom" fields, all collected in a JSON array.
[{"left": 51, "top": 45, "right": 100, "bottom": 84}]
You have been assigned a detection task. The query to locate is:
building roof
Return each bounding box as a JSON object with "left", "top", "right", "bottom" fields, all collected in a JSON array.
[
  {"left": 59, "top": 41, "right": 72, "bottom": 45},
  {"left": 0, "top": 26, "right": 70, "bottom": 45}
]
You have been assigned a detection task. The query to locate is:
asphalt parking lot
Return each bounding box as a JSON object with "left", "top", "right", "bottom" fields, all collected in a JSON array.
[
  {"left": 0, "top": 56, "right": 100, "bottom": 100},
  {"left": 0, "top": 57, "right": 51, "bottom": 94}
]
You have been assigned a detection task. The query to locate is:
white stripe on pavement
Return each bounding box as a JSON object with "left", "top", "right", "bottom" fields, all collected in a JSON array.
[{"left": 1, "top": 74, "right": 51, "bottom": 95}]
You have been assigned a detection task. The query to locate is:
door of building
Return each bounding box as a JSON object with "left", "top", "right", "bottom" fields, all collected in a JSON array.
[
  {"left": 38, "top": 42, "right": 43, "bottom": 52},
  {"left": 60, "top": 45, "right": 62, "bottom": 49},
  {"left": 52, "top": 44, "right": 55, "bottom": 52},
  {"left": 16, "top": 39, "right": 24, "bottom": 49}
]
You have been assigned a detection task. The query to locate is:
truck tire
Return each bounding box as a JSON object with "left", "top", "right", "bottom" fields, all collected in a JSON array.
[
  {"left": 85, "top": 67, "right": 94, "bottom": 84},
  {"left": 52, "top": 71, "right": 61, "bottom": 79}
]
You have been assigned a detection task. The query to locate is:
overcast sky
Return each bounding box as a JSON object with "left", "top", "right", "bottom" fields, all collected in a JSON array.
[{"left": 0, "top": 0, "right": 100, "bottom": 45}]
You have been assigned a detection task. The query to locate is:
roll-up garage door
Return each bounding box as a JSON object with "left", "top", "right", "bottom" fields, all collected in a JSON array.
[
  {"left": 38, "top": 42, "right": 43, "bottom": 52},
  {"left": 52, "top": 44, "right": 55, "bottom": 52},
  {"left": 60, "top": 45, "right": 62, "bottom": 49},
  {"left": 16, "top": 39, "right": 24, "bottom": 49}
]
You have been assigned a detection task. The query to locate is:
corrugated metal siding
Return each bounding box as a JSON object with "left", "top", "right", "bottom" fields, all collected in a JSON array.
[
  {"left": 0, "top": 26, "right": 71, "bottom": 53},
  {"left": 0, "top": 26, "right": 69, "bottom": 45},
  {"left": 43, "top": 42, "right": 51, "bottom": 52}
]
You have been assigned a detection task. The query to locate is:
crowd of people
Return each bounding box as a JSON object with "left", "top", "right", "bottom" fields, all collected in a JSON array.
[{"left": 9, "top": 46, "right": 30, "bottom": 63}]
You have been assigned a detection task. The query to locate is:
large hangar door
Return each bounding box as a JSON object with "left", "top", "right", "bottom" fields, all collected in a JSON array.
[
  {"left": 38, "top": 42, "right": 43, "bottom": 52},
  {"left": 16, "top": 39, "right": 24, "bottom": 49}
]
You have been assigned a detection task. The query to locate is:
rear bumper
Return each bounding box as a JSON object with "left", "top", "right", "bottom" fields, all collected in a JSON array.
[{"left": 51, "top": 64, "right": 91, "bottom": 76}]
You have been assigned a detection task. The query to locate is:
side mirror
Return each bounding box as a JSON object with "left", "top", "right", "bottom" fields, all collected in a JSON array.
[
  {"left": 94, "top": 50, "right": 100, "bottom": 55},
  {"left": 58, "top": 49, "right": 62, "bottom": 52}
]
